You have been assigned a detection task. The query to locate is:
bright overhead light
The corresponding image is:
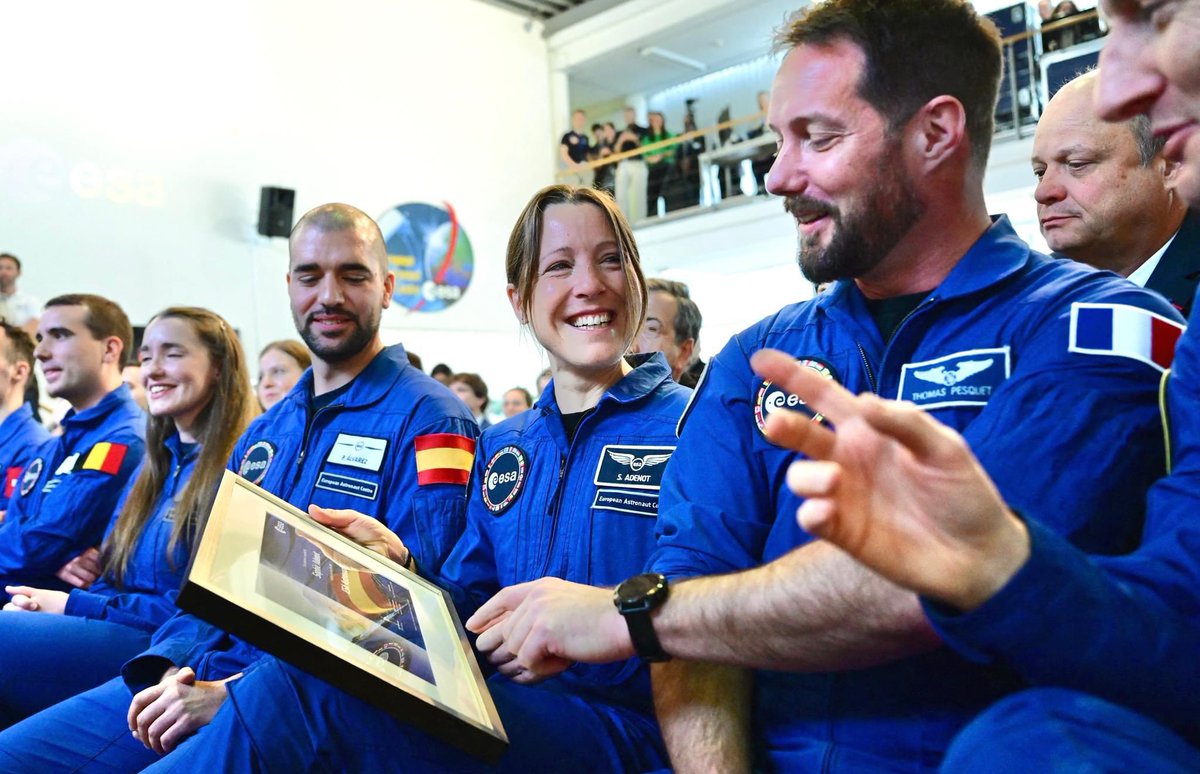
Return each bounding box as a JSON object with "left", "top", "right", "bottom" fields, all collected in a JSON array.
[{"left": 639, "top": 46, "right": 707, "bottom": 72}]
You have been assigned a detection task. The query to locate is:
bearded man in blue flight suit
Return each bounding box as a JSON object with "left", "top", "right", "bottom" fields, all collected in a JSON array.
[
  {"left": 467, "top": 2, "right": 1186, "bottom": 771},
  {"left": 0, "top": 203, "right": 479, "bottom": 771},
  {"left": 0, "top": 320, "right": 49, "bottom": 515},
  {"left": 743, "top": 0, "right": 1200, "bottom": 770},
  {"left": 0, "top": 294, "right": 145, "bottom": 594}
]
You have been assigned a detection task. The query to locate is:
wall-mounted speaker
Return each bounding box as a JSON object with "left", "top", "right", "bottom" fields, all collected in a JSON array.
[{"left": 258, "top": 186, "right": 295, "bottom": 238}]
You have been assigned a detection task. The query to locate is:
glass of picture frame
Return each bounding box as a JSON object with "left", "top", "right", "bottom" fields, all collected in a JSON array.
[{"left": 178, "top": 470, "right": 508, "bottom": 762}]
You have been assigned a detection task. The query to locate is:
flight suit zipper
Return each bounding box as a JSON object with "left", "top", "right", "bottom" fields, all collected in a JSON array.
[
  {"left": 291, "top": 403, "right": 346, "bottom": 495},
  {"left": 538, "top": 410, "right": 598, "bottom": 578}
]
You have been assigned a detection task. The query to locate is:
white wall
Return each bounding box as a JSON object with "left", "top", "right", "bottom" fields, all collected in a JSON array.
[{"left": 0, "top": 0, "right": 555, "bottom": 399}]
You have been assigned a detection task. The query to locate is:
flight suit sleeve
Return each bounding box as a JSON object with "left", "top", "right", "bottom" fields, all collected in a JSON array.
[
  {"left": 925, "top": 317, "right": 1200, "bottom": 734},
  {"left": 386, "top": 411, "right": 479, "bottom": 580},
  {"left": 958, "top": 292, "right": 1181, "bottom": 554},
  {"left": 64, "top": 585, "right": 180, "bottom": 631},
  {"left": 121, "top": 608, "right": 236, "bottom": 692},
  {"left": 648, "top": 334, "right": 786, "bottom": 579},
  {"left": 0, "top": 433, "right": 145, "bottom": 581},
  {"left": 434, "top": 449, "right": 501, "bottom": 621}
]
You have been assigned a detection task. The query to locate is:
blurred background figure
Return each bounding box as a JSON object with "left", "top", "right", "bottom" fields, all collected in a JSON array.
[
  {"left": 431, "top": 363, "right": 453, "bottom": 385},
  {"left": 643, "top": 111, "right": 675, "bottom": 218},
  {"left": 536, "top": 367, "right": 552, "bottom": 394},
  {"left": 120, "top": 366, "right": 149, "bottom": 412},
  {"left": 449, "top": 371, "right": 492, "bottom": 429},
  {"left": 592, "top": 122, "right": 617, "bottom": 195},
  {"left": 560, "top": 109, "right": 593, "bottom": 187},
  {"left": 257, "top": 340, "right": 311, "bottom": 411},
  {"left": 502, "top": 386, "right": 533, "bottom": 418},
  {"left": 0, "top": 254, "right": 40, "bottom": 338},
  {"left": 406, "top": 350, "right": 424, "bottom": 372},
  {"left": 633, "top": 278, "right": 702, "bottom": 384}
]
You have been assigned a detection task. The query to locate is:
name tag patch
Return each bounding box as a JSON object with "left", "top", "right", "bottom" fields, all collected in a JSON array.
[
  {"left": 315, "top": 471, "right": 379, "bottom": 501},
  {"left": 593, "top": 445, "right": 675, "bottom": 491},
  {"left": 898, "top": 347, "right": 1011, "bottom": 409},
  {"left": 592, "top": 488, "right": 658, "bottom": 518},
  {"left": 327, "top": 433, "right": 388, "bottom": 472}
]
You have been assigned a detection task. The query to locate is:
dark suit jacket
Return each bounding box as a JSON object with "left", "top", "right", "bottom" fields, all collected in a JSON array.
[{"left": 1146, "top": 209, "right": 1200, "bottom": 317}]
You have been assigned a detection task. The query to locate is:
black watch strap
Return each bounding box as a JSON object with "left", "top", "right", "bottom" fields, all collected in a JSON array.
[
  {"left": 614, "top": 573, "right": 671, "bottom": 663},
  {"left": 625, "top": 608, "right": 670, "bottom": 662}
]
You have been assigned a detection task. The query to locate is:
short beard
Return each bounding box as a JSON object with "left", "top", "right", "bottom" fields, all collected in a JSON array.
[
  {"left": 296, "top": 308, "right": 378, "bottom": 364},
  {"left": 790, "top": 156, "right": 925, "bottom": 286}
]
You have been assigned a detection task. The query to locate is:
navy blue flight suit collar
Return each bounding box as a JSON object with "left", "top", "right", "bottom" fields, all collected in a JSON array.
[
  {"left": 59, "top": 384, "right": 140, "bottom": 436},
  {"left": 532, "top": 353, "right": 675, "bottom": 448},
  {"left": 282, "top": 344, "right": 414, "bottom": 414},
  {"left": 815, "top": 215, "right": 1031, "bottom": 353}
]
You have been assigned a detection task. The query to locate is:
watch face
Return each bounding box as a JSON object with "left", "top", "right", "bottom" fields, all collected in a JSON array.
[{"left": 617, "top": 573, "right": 665, "bottom": 605}]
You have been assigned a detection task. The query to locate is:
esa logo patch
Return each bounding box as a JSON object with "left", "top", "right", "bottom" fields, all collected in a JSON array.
[
  {"left": 593, "top": 445, "right": 674, "bottom": 491},
  {"left": 897, "top": 347, "right": 1010, "bottom": 409},
  {"left": 238, "top": 441, "right": 276, "bottom": 485},
  {"left": 19, "top": 458, "right": 43, "bottom": 497},
  {"left": 481, "top": 445, "right": 528, "bottom": 515},
  {"left": 753, "top": 357, "right": 837, "bottom": 434}
]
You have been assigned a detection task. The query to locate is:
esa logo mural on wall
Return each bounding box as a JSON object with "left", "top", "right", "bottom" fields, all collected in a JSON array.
[{"left": 379, "top": 202, "right": 474, "bottom": 313}]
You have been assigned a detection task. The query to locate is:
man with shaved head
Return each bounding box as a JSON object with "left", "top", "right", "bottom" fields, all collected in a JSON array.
[
  {"left": 1033, "top": 71, "right": 1200, "bottom": 314},
  {"left": 0, "top": 204, "right": 480, "bottom": 767}
]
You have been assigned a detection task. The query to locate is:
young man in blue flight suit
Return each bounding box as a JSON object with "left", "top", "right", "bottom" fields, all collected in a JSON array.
[
  {"left": 467, "top": 2, "right": 1186, "bottom": 771},
  {"left": 0, "top": 294, "right": 145, "bottom": 593},
  {"left": 0, "top": 204, "right": 479, "bottom": 770},
  {"left": 0, "top": 320, "right": 49, "bottom": 515}
]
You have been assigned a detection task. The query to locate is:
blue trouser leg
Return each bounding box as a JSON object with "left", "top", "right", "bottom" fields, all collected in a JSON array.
[
  {"left": 0, "top": 610, "right": 151, "bottom": 728},
  {"left": 145, "top": 656, "right": 667, "bottom": 773},
  {"left": 0, "top": 676, "right": 161, "bottom": 773},
  {"left": 941, "top": 687, "right": 1200, "bottom": 773}
]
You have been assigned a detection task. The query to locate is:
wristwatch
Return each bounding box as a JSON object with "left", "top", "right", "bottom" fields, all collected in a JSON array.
[{"left": 613, "top": 573, "right": 671, "bottom": 662}]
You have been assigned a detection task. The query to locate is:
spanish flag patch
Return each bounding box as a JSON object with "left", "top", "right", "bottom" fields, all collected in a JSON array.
[
  {"left": 75, "top": 442, "right": 129, "bottom": 475},
  {"left": 414, "top": 433, "right": 476, "bottom": 486}
]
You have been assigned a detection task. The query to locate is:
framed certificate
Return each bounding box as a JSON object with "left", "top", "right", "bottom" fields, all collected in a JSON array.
[{"left": 178, "top": 470, "right": 508, "bottom": 762}]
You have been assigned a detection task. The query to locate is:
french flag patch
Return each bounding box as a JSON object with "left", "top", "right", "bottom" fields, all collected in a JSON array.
[{"left": 1069, "top": 303, "right": 1186, "bottom": 372}]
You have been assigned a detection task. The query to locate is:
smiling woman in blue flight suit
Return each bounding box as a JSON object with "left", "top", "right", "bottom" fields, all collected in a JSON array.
[
  {"left": 126, "top": 185, "right": 691, "bottom": 772},
  {"left": 0, "top": 307, "right": 255, "bottom": 727}
]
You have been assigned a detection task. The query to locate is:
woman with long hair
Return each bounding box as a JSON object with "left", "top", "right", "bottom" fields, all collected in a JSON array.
[
  {"left": 0, "top": 306, "right": 256, "bottom": 727},
  {"left": 129, "top": 186, "right": 690, "bottom": 772}
]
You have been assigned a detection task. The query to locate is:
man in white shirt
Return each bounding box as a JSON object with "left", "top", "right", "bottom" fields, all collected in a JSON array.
[
  {"left": 0, "top": 254, "right": 41, "bottom": 337},
  {"left": 1033, "top": 72, "right": 1200, "bottom": 315}
]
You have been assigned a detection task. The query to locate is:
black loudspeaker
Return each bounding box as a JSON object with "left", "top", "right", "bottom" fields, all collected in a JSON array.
[{"left": 258, "top": 187, "right": 295, "bottom": 237}]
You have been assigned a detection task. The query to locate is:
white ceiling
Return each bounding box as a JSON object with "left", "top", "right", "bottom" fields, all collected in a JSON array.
[{"left": 566, "top": 0, "right": 801, "bottom": 107}]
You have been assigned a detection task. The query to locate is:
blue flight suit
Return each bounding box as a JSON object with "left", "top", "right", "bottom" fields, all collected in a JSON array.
[
  {"left": 0, "top": 431, "right": 198, "bottom": 726},
  {"left": 139, "top": 355, "right": 689, "bottom": 773},
  {"left": 0, "top": 345, "right": 478, "bottom": 772},
  {"left": 0, "top": 403, "right": 50, "bottom": 512},
  {"left": 0, "top": 384, "right": 145, "bottom": 592},
  {"left": 649, "top": 217, "right": 1184, "bottom": 771},
  {"left": 927, "top": 298, "right": 1200, "bottom": 768}
]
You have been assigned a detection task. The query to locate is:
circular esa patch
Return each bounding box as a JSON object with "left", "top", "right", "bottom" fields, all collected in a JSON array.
[
  {"left": 481, "top": 445, "right": 528, "bottom": 515},
  {"left": 238, "top": 441, "right": 276, "bottom": 485},
  {"left": 19, "top": 458, "right": 43, "bottom": 497},
  {"left": 753, "top": 357, "right": 838, "bottom": 434}
]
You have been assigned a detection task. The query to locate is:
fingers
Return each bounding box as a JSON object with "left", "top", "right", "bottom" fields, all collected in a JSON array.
[
  {"left": 472, "top": 612, "right": 511, "bottom": 654},
  {"left": 128, "top": 683, "right": 166, "bottom": 732},
  {"left": 466, "top": 583, "right": 533, "bottom": 634},
  {"left": 174, "top": 666, "right": 196, "bottom": 685},
  {"left": 4, "top": 588, "right": 37, "bottom": 612},
  {"left": 77, "top": 547, "right": 102, "bottom": 574},
  {"left": 785, "top": 460, "right": 841, "bottom": 499},
  {"left": 795, "top": 497, "right": 839, "bottom": 536},
  {"left": 750, "top": 349, "right": 859, "bottom": 424},
  {"left": 764, "top": 409, "right": 837, "bottom": 460},
  {"left": 857, "top": 394, "right": 967, "bottom": 462}
]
